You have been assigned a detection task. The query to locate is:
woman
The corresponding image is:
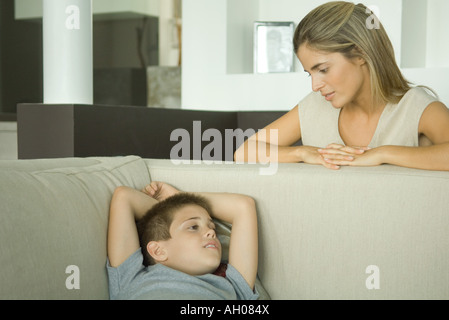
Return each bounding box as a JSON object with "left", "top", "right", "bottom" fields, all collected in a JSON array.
[{"left": 234, "top": 1, "right": 449, "bottom": 171}]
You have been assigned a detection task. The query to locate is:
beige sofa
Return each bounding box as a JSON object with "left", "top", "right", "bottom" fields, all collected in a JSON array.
[{"left": 1, "top": 156, "right": 448, "bottom": 300}]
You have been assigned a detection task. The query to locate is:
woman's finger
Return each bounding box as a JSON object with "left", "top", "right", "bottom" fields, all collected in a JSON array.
[
  {"left": 320, "top": 157, "right": 341, "bottom": 170},
  {"left": 324, "top": 157, "right": 352, "bottom": 166},
  {"left": 325, "top": 143, "right": 345, "bottom": 150},
  {"left": 320, "top": 146, "right": 365, "bottom": 155},
  {"left": 318, "top": 148, "right": 355, "bottom": 157},
  {"left": 323, "top": 154, "right": 355, "bottom": 161}
]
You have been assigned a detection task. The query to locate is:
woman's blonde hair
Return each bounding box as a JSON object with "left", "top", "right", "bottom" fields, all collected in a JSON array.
[{"left": 293, "top": 1, "right": 414, "bottom": 105}]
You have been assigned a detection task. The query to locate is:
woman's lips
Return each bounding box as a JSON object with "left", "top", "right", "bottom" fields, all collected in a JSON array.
[{"left": 324, "top": 92, "right": 336, "bottom": 101}]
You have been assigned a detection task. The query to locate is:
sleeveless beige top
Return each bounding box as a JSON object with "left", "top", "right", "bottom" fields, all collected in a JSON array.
[{"left": 298, "top": 87, "right": 438, "bottom": 148}]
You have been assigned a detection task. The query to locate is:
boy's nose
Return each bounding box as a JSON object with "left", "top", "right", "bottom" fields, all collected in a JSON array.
[{"left": 205, "top": 228, "right": 216, "bottom": 238}]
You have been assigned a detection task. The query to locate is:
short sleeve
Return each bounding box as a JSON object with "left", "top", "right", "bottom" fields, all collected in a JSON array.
[
  {"left": 225, "top": 264, "right": 259, "bottom": 300},
  {"left": 106, "top": 249, "right": 145, "bottom": 300}
]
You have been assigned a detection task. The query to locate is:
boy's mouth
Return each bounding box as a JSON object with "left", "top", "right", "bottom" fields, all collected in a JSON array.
[{"left": 204, "top": 242, "right": 219, "bottom": 249}]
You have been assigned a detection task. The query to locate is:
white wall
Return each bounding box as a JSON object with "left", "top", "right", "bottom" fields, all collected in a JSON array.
[
  {"left": 182, "top": 0, "right": 449, "bottom": 111},
  {"left": 226, "top": 0, "right": 259, "bottom": 74},
  {"left": 401, "top": 0, "right": 449, "bottom": 104},
  {"left": 183, "top": 0, "right": 310, "bottom": 111},
  {"left": 401, "top": 0, "right": 427, "bottom": 68},
  {"left": 426, "top": 0, "right": 449, "bottom": 68}
]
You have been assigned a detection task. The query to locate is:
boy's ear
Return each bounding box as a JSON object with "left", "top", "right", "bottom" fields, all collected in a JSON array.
[{"left": 147, "top": 241, "right": 168, "bottom": 263}]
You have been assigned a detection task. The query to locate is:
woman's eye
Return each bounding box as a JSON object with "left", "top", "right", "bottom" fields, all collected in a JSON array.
[
  {"left": 319, "top": 68, "right": 328, "bottom": 74},
  {"left": 189, "top": 225, "right": 199, "bottom": 231}
]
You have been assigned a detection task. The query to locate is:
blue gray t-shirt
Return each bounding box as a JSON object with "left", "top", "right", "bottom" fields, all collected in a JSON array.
[{"left": 107, "top": 249, "right": 259, "bottom": 300}]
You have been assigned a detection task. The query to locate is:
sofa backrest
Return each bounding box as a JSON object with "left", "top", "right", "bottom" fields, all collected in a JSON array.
[
  {"left": 0, "top": 156, "right": 149, "bottom": 299},
  {"left": 145, "top": 158, "right": 449, "bottom": 299}
]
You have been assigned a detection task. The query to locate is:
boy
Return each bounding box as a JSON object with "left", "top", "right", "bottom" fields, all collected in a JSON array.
[{"left": 106, "top": 181, "right": 259, "bottom": 300}]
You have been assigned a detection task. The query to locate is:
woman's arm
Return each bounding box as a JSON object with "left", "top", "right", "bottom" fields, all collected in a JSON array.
[
  {"left": 234, "top": 106, "right": 301, "bottom": 163},
  {"left": 381, "top": 101, "right": 449, "bottom": 171},
  {"left": 378, "top": 143, "right": 449, "bottom": 171},
  {"left": 321, "top": 102, "right": 449, "bottom": 171},
  {"left": 234, "top": 105, "right": 344, "bottom": 169}
]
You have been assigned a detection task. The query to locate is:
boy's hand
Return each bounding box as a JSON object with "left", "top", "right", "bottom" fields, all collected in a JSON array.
[{"left": 142, "top": 181, "right": 180, "bottom": 201}]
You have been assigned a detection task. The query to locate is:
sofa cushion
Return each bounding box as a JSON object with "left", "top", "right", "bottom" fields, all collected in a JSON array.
[{"left": 0, "top": 156, "right": 150, "bottom": 299}]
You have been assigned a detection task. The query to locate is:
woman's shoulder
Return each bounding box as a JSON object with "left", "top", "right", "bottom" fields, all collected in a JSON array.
[
  {"left": 400, "top": 86, "right": 439, "bottom": 107},
  {"left": 299, "top": 91, "right": 324, "bottom": 103},
  {"left": 298, "top": 91, "right": 329, "bottom": 111}
]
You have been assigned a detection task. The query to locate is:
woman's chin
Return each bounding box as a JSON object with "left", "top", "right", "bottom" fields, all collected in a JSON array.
[{"left": 331, "top": 101, "right": 343, "bottom": 109}]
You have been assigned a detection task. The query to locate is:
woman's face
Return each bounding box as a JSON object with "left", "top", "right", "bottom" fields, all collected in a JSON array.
[{"left": 297, "top": 44, "right": 369, "bottom": 109}]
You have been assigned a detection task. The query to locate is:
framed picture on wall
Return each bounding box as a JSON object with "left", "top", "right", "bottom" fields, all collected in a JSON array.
[{"left": 254, "top": 21, "right": 295, "bottom": 74}]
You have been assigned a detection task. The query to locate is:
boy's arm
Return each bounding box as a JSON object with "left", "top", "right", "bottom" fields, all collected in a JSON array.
[
  {"left": 107, "top": 186, "right": 158, "bottom": 268},
  {"left": 196, "top": 192, "right": 258, "bottom": 290}
]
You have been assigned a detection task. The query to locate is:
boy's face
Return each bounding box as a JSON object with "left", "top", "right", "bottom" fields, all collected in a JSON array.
[{"left": 159, "top": 204, "right": 222, "bottom": 276}]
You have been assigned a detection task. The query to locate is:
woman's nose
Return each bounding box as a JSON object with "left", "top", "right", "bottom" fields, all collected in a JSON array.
[{"left": 312, "top": 75, "right": 324, "bottom": 92}]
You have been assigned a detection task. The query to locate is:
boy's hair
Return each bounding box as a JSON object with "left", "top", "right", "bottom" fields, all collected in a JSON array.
[{"left": 136, "top": 193, "right": 213, "bottom": 267}]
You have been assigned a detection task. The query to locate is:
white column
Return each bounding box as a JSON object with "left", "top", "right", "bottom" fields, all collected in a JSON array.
[{"left": 43, "top": 0, "right": 92, "bottom": 104}]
